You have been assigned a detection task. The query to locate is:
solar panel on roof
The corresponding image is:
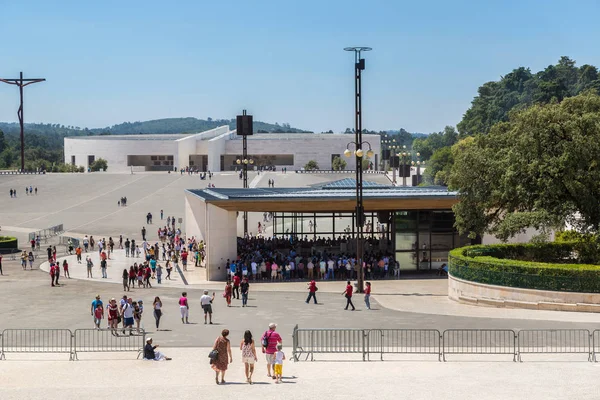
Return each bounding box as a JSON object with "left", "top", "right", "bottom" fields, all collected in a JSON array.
[{"left": 320, "top": 178, "right": 388, "bottom": 189}]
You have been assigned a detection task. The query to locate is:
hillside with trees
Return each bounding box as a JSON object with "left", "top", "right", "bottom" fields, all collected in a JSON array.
[
  {"left": 421, "top": 57, "right": 600, "bottom": 185},
  {"left": 0, "top": 117, "right": 309, "bottom": 170}
]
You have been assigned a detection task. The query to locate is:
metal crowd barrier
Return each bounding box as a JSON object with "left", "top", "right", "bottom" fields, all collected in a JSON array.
[
  {"left": 442, "top": 329, "right": 517, "bottom": 361},
  {"left": 517, "top": 329, "right": 591, "bottom": 362},
  {"left": 0, "top": 329, "right": 74, "bottom": 360},
  {"left": 368, "top": 329, "right": 442, "bottom": 361},
  {"left": 0, "top": 328, "right": 145, "bottom": 361},
  {"left": 72, "top": 329, "right": 146, "bottom": 360},
  {"left": 28, "top": 224, "right": 64, "bottom": 243},
  {"left": 593, "top": 330, "right": 600, "bottom": 362},
  {"left": 293, "top": 327, "right": 366, "bottom": 361},
  {"left": 294, "top": 327, "right": 600, "bottom": 362}
]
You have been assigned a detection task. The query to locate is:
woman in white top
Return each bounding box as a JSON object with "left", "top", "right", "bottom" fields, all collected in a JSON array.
[
  {"left": 239, "top": 330, "right": 258, "bottom": 384},
  {"left": 153, "top": 297, "right": 162, "bottom": 330}
]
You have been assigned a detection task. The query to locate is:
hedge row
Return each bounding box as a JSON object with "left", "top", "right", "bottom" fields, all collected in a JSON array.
[
  {"left": 449, "top": 243, "right": 600, "bottom": 293},
  {"left": 0, "top": 236, "right": 18, "bottom": 252}
]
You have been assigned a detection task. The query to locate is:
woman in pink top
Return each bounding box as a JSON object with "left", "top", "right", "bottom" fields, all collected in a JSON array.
[{"left": 179, "top": 292, "right": 189, "bottom": 324}]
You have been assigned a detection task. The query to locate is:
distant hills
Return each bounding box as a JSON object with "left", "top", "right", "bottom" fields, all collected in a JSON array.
[{"left": 0, "top": 117, "right": 310, "bottom": 138}]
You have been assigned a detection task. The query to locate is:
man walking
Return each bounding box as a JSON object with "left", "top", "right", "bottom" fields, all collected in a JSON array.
[
  {"left": 240, "top": 277, "right": 250, "bottom": 307},
  {"left": 125, "top": 238, "right": 130, "bottom": 257},
  {"left": 232, "top": 274, "right": 241, "bottom": 299},
  {"left": 342, "top": 280, "right": 355, "bottom": 311},
  {"left": 141, "top": 227, "right": 147, "bottom": 241},
  {"left": 200, "top": 290, "right": 215, "bottom": 324},
  {"left": 306, "top": 279, "right": 318, "bottom": 304},
  {"left": 261, "top": 323, "right": 282, "bottom": 379}
]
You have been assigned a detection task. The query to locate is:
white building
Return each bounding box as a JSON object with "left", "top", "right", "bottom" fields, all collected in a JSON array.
[{"left": 64, "top": 126, "right": 382, "bottom": 173}]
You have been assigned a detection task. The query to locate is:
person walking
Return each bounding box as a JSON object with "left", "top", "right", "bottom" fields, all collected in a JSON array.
[
  {"left": 240, "top": 330, "right": 258, "bottom": 384},
  {"left": 274, "top": 344, "right": 286, "bottom": 384},
  {"left": 156, "top": 263, "right": 163, "bottom": 284},
  {"left": 364, "top": 281, "right": 372, "bottom": 310},
  {"left": 232, "top": 274, "right": 241, "bottom": 299},
  {"left": 49, "top": 263, "right": 56, "bottom": 286},
  {"left": 200, "top": 290, "right": 215, "bottom": 324},
  {"left": 122, "top": 298, "right": 135, "bottom": 335},
  {"left": 165, "top": 260, "right": 172, "bottom": 280},
  {"left": 224, "top": 281, "right": 232, "bottom": 307},
  {"left": 306, "top": 279, "right": 318, "bottom": 304},
  {"left": 179, "top": 292, "right": 190, "bottom": 324},
  {"left": 28, "top": 251, "right": 34, "bottom": 269},
  {"left": 343, "top": 280, "right": 356, "bottom": 311},
  {"left": 0, "top": 254, "right": 3, "bottom": 275},
  {"left": 261, "top": 323, "right": 282, "bottom": 379},
  {"left": 122, "top": 269, "right": 130, "bottom": 291},
  {"left": 153, "top": 296, "right": 163, "bottom": 330},
  {"left": 240, "top": 277, "right": 250, "bottom": 307},
  {"left": 63, "top": 259, "right": 70, "bottom": 278},
  {"left": 107, "top": 298, "right": 120, "bottom": 335},
  {"left": 100, "top": 257, "right": 108, "bottom": 279},
  {"left": 86, "top": 256, "right": 94, "bottom": 278},
  {"left": 211, "top": 329, "right": 233, "bottom": 385},
  {"left": 91, "top": 295, "right": 104, "bottom": 328},
  {"left": 133, "top": 301, "right": 143, "bottom": 333}
]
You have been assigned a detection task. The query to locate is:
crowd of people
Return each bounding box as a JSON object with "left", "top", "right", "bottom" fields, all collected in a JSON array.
[{"left": 232, "top": 236, "right": 399, "bottom": 282}]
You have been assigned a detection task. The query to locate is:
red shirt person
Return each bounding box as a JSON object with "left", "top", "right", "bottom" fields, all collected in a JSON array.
[
  {"left": 306, "top": 280, "right": 318, "bottom": 304},
  {"left": 261, "top": 323, "right": 282, "bottom": 379},
  {"left": 342, "top": 281, "right": 355, "bottom": 311},
  {"left": 232, "top": 275, "right": 241, "bottom": 299}
]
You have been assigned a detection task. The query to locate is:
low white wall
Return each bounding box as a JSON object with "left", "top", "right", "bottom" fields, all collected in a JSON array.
[
  {"left": 448, "top": 274, "right": 600, "bottom": 312},
  {"left": 64, "top": 137, "right": 177, "bottom": 172}
]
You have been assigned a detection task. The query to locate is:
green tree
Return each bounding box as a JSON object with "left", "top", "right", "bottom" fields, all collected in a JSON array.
[
  {"left": 449, "top": 92, "right": 600, "bottom": 240},
  {"left": 457, "top": 57, "right": 600, "bottom": 137},
  {"left": 304, "top": 160, "right": 319, "bottom": 170},
  {"left": 423, "top": 146, "right": 453, "bottom": 185},
  {"left": 0, "top": 130, "right": 6, "bottom": 153},
  {"left": 332, "top": 156, "right": 347, "bottom": 171},
  {"left": 90, "top": 158, "right": 108, "bottom": 172}
]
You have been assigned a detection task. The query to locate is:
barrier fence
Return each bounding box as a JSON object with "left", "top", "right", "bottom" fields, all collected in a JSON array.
[
  {"left": 517, "top": 329, "right": 592, "bottom": 362},
  {"left": 292, "top": 326, "right": 600, "bottom": 362},
  {"left": 442, "top": 329, "right": 516, "bottom": 362},
  {"left": 0, "top": 328, "right": 145, "bottom": 361},
  {"left": 1, "top": 329, "right": 74, "bottom": 360},
  {"left": 73, "top": 329, "right": 145, "bottom": 360},
  {"left": 28, "top": 224, "right": 64, "bottom": 243}
]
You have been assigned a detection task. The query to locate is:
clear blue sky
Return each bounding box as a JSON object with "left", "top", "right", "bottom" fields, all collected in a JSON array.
[{"left": 1, "top": 0, "right": 599, "bottom": 133}]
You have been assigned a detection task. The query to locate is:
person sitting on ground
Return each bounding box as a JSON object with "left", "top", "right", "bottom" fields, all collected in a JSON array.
[
  {"left": 438, "top": 263, "right": 449, "bottom": 276},
  {"left": 143, "top": 337, "right": 172, "bottom": 361}
]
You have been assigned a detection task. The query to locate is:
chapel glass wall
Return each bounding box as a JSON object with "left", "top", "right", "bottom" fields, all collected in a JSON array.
[{"left": 395, "top": 210, "right": 472, "bottom": 271}]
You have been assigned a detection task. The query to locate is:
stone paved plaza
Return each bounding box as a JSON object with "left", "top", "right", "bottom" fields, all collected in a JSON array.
[{"left": 1, "top": 172, "right": 599, "bottom": 399}]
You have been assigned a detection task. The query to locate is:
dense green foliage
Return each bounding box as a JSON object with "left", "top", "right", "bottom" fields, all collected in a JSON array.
[
  {"left": 90, "top": 158, "right": 108, "bottom": 172},
  {"left": 449, "top": 244, "right": 600, "bottom": 293},
  {"left": 332, "top": 156, "right": 347, "bottom": 171},
  {"left": 0, "top": 236, "right": 18, "bottom": 251},
  {"left": 304, "top": 160, "right": 319, "bottom": 170},
  {"left": 415, "top": 57, "right": 600, "bottom": 187},
  {"left": 450, "top": 92, "right": 600, "bottom": 240},
  {"left": 458, "top": 57, "right": 600, "bottom": 136},
  {"left": 0, "top": 118, "right": 308, "bottom": 170}
]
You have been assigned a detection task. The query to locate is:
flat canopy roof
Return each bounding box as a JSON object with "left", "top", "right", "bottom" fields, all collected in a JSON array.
[{"left": 186, "top": 183, "right": 458, "bottom": 212}]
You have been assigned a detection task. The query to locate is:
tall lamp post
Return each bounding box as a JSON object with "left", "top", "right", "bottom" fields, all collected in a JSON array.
[
  {"left": 0, "top": 72, "right": 46, "bottom": 170},
  {"left": 411, "top": 153, "right": 424, "bottom": 186},
  {"left": 344, "top": 46, "right": 371, "bottom": 293},
  {"left": 236, "top": 110, "right": 254, "bottom": 237}
]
